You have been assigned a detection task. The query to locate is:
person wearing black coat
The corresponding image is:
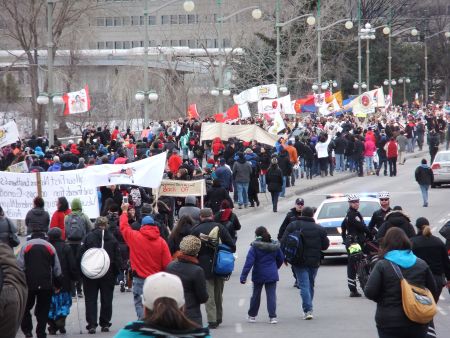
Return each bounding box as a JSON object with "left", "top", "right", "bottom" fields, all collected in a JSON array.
[
  {"left": 353, "top": 136, "right": 365, "bottom": 177},
  {"left": 376, "top": 208, "right": 416, "bottom": 240},
  {"left": 258, "top": 148, "right": 271, "bottom": 193},
  {"left": 190, "top": 208, "right": 235, "bottom": 329},
  {"left": 364, "top": 227, "right": 437, "bottom": 338},
  {"left": 79, "top": 217, "right": 122, "bottom": 334},
  {"left": 265, "top": 159, "right": 283, "bottom": 212},
  {"left": 414, "top": 159, "right": 434, "bottom": 207},
  {"left": 166, "top": 235, "right": 208, "bottom": 326},
  {"left": 277, "top": 149, "right": 292, "bottom": 197},
  {"left": 280, "top": 207, "right": 329, "bottom": 319},
  {"left": 206, "top": 179, "right": 233, "bottom": 214}
]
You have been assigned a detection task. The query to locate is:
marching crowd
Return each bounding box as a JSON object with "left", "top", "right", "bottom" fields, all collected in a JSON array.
[{"left": 0, "top": 105, "right": 450, "bottom": 338}]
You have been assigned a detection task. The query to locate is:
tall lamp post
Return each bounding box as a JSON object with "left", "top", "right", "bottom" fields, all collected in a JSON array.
[
  {"left": 397, "top": 77, "right": 411, "bottom": 104},
  {"left": 307, "top": 1, "right": 353, "bottom": 93},
  {"left": 359, "top": 23, "right": 376, "bottom": 90},
  {"left": 136, "top": 0, "right": 195, "bottom": 129},
  {"left": 353, "top": 82, "right": 367, "bottom": 92},
  {"left": 211, "top": 2, "right": 262, "bottom": 113}
]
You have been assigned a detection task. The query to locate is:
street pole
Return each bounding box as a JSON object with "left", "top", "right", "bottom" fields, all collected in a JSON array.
[
  {"left": 366, "top": 39, "right": 370, "bottom": 90},
  {"left": 388, "top": 32, "right": 392, "bottom": 94},
  {"left": 357, "top": 0, "right": 362, "bottom": 95},
  {"left": 275, "top": 0, "right": 281, "bottom": 90},
  {"left": 217, "top": 0, "right": 224, "bottom": 113},
  {"left": 47, "top": 0, "right": 54, "bottom": 146},
  {"left": 317, "top": 0, "right": 322, "bottom": 94},
  {"left": 143, "top": 0, "right": 149, "bottom": 128},
  {"left": 403, "top": 80, "right": 406, "bottom": 103},
  {"left": 424, "top": 39, "right": 428, "bottom": 104}
]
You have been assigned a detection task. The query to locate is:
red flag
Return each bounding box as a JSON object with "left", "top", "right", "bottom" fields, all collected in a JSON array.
[
  {"left": 187, "top": 104, "right": 199, "bottom": 119},
  {"left": 214, "top": 105, "right": 240, "bottom": 123}
]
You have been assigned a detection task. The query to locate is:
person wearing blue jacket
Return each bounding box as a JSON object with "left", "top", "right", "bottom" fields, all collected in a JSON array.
[{"left": 240, "top": 226, "right": 284, "bottom": 324}]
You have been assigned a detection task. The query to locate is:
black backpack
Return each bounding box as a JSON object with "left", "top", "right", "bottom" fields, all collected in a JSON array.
[
  {"left": 282, "top": 226, "right": 305, "bottom": 265},
  {"left": 66, "top": 213, "right": 86, "bottom": 241}
]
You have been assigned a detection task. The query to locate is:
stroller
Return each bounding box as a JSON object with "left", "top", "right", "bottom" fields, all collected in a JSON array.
[{"left": 119, "top": 259, "right": 133, "bottom": 293}]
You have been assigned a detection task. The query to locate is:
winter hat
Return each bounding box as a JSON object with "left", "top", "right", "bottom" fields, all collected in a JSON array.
[
  {"left": 141, "top": 215, "right": 155, "bottom": 226},
  {"left": 142, "top": 272, "right": 185, "bottom": 311},
  {"left": 53, "top": 156, "right": 60, "bottom": 162},
  {"left": 179, "top": 235, "right": 201, "bottom": 257},
  {"left": 47, "top": 227, "right": 62, "bottom": 240},
  {"left": 95, "top": 216, "right": 109, "bottom": 228},
  {"left": 244, "top": 148, "right": 253, "bottom": 154},
  {"left": 78, "top": 157, "right": 85, "bottom": 164},
  {"left": 71, "top": 198, "right": 82, "bottom": 212},
  {"left": 415, "top": 217, "right": 429, "bottom": 229}
]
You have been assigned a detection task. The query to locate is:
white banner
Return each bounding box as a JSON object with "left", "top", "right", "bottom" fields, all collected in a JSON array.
[
  {"left": 257, "top": 94, "right": 293, "bottom": 117},
  {"left": 0, "top": 121, "right": 20, "bottom": 148},
  {"left": 239, "top": 102, "right": 251, "bottom": 119},
  {"left": 0, "top": 172, "right": 38, "bottom": 219},
  {"left": 200, "top": 123, "right": 278, "bottom": 145}
]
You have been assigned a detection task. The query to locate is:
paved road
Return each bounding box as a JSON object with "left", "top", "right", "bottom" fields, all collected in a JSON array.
[{"left": 18, "top": 153, "right": 450, "bottom": 338}]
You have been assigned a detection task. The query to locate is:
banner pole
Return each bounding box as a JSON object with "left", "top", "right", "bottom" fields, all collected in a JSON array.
[
  {"left": 36, "top": 171, "right": 42, "bottom": 198},
  {"left": 200, "top": 179, "right": 204, "bottom": 209}
]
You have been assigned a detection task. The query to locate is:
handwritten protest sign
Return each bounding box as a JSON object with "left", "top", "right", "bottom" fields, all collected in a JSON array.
[
  {"left": 8, "top": 161, "right": 29, "bottom": 173},
  {"left": 0, "top": 172, "right": 38, "bottom": 219},
  {"left": 158, "top": 179, "right": 206, "bottom": 197}
]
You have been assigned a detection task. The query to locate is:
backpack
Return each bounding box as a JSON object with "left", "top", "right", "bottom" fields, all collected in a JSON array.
[
  {"left": 66, "top": 213, "right": 86, "bottom": 241},
  {"left": 213, "top": 244, "right": 235, "bottom": 277},
  {"left": 81, "top": 230, "right": 110, "bottom": 279},
  {"left": 390, "top": 262, "right": 437, "bottom": 324},
  {"left": 282, "top": 226, "right": 305, "bottom": 265}
]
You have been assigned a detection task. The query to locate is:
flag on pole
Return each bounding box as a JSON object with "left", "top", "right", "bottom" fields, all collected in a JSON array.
[
  {"left": 268, "top": 111, "right": 286, "bottom": 135},
  {"left": 346, "top": 88, "right": 385, "bottom": 115},
  {"left": 63, "top": 85, "right": 91, "bottom": 115},
  {"left": 214, "top": 104, "right": 240, "bottom": 123},
  {"left": 0, "top": 121, "right": 20, "bottom": 148},
  {"left": 187, "top": 104, "right": 200, "bottom": 119}
]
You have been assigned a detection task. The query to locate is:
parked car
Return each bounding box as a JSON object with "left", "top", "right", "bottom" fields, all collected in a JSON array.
[{"left": 431, "top": 150, "right": 450, "bottom": 187}]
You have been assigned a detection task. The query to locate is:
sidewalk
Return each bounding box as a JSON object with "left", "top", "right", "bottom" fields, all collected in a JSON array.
[{"left": 233, "top": 149, "right": 427, "bottom": 217}]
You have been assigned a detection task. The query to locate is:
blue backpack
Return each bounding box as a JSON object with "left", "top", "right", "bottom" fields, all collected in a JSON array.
[
  {"left": 282, "top": 227, "right": 305, "bottom": 265},
  {"left": 214, "top": 244, "right": 235, "bottom": 277}
]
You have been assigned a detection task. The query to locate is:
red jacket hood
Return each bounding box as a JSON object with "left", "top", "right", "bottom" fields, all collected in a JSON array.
[{"left": 139, "top": 225, "right": 161, "bottom": 240}]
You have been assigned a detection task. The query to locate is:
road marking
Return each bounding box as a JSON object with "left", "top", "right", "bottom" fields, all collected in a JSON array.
[
  {"left": 437, "top": 306, "right": 447, "bottom": 316},
  {"left": 238, "top": 298, "right": 245, "bottom": 307},
  {"left": 235, "top": 323, "right": 243, "bottom": 333}
]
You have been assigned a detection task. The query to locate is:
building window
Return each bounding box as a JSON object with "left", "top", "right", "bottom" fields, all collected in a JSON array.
[
  {"left": 96, "top": 17, "right": 105, "bottom": 26},
  {"left": 149, "top": 15, "right": 156, "bottom": 25},
  {"left": 123, "top": 41, "right": 131, "bottom": 49},
  {"left": 179, "top": 39, "right": 187, "bottom": 46},
  {"left": 188, "top": 39, "right": 196, "bottom": 48},
  {"left": 132, "top": 41, "right": 141, "bottom": 48},
  {"left": 149, "top": 40, "right": 156, "bottom": 47},
  {"left": 105, "top": 17, "right": 113, "bottom": 26},
  {"left": 162, "top": 40, "right": 170, "bottom": 47},
  {"left": 171, "top": 40, "right": 179, "bottom": 47},
  {"left": 223, "top": 38, "right": 231, "bottom": 48},
  {"left": 106, "top": 41, "right": 113, "bottom": 49},
  {"left": 187, "top": 14, "right": 197, "bottom": 24},
  {"left": 179, "top": 15, "right": 187, "bottom": 24},
  {"left": 161, "top": 15, "right": 169, "bottom": 24},
  {"left": 131, "top": 16, "right": 140, "bottom": 25},
  {"left": 114, "top": 17, "right": 122, "bottom": 26},
  {"left": 206, "top": 39, "right": 215, "bottom": 48},
  {"left": 170, "top": 15, "right": 178, "bottom": 24},
  {"left": 123, "top": 16, "right": 130, "bottom": 25},
  {"left": 97, "top": 41, "right": 106, "bottom": 49},
  {"left": 114, "top": 41, "right": 123, "bottom": 49}
]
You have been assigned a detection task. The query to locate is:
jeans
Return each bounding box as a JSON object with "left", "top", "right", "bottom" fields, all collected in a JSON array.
[
  {"left": 280, "top": 176, "right": 287, "bottom": 197},
  {"left": 365, "top": 156, "right": 374, "bottom": 173},
  {"left": 407, "top": 138, "right": 414, "bottom": 153},
  {"left": 132, "top": 277, "right": 145, "bottom": 320},
  {"left": 377, "top": 325, "right": 427, "bottom": 338},
  {"left": 292, "top": 266, "right": 318, "bottom": 313},
  {"left": 259, "top": 174, "right": 266, "bottom": 192},
  {"left": 206, "top": 277, "right": 225, "bottom": 324},
  {"left": 335, "top": 153, "right": 345, "bottom": 172},
  {"left": 270, "top": 192, "right": 279, "bottom": 212},
  {"left": 377, "top": 156, "right": 388, "bottom": 175},
  {"left": 236, "top": 182, "right": 249, "bottom": 206},
  {"left": 248, "top": 282, "right": 277, "bottom": 318},
  {"left": 388, "top": 157, "right": 397, "bottom": 176},
  {"left": 419, "top": 184, "right": 429, "bottom": 205}
]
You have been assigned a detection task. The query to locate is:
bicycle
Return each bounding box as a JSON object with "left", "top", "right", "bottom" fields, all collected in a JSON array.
[{"left": 348, "top": 239, "right": 379, "bottom": 291}]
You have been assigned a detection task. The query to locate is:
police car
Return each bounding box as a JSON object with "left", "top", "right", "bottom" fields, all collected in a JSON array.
[{"left": 314, "top": 194, "right": 380, "bottom": 256}]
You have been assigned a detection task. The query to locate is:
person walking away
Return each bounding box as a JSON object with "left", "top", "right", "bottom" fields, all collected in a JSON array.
[
  {"left": 65, "top": 198, "right": 93, "bottom": 298},
  {"left": 0, "top": 205, "right": 19, "bottom": 249},
  {"left": 167, "top": 215, "right": 196, "bottom": 255},
  {"left": 50, "top": 197, "right": 71, "bottom": 240},
  {"left": 47, "top": 228, "right": 78, "bottom": 334},
  {"left": 368, "top": 192, "right": 392, "bottom": 236},
  {"left": 415, "top": 158, "right": 434, "bottom": 207},
  {"left": 353, "top": 135, "right": 365, "bottom": 177},
  {"left": 120, "top": 204, "right": 172, "bottom": 320},
  {"left": 266, "top": 158, "right": 283, "bottom": 212},
  {"left": 364, "top": 227, "right": 437, "bottom": 338},
  {"left": 341, "top": 194, "right": 371, "bottom": 297},
  {"left": 25, "top": 196, "right": 50, "bottom": 235},
  {"left": 281, "top": 207, "right": 329, "bottom": 319},
  {"left": 376, "top": 206, "right": 416, "bottom": 240},
  {"left": 240, "top": 226, "right": 283, "bottom": 324},
  {"left": 214, "top": 200, "right": 241, "bottom": 244},
  {"left": 232, "top": 152, "right": 252, "bottom": 209},
  {"left": 315, "top": 134, "right": 330, "bottom": 177},
  {"left": 277, "top": 149, "right": 292, "bottom": 196},
  {"left": 79, "top": 216, "right": 122, "bottom": 334},
  {"left": 215, "top": 158, "right": 233, "bottom": 192},
  {"left": 179, "top": 196, "right": 201, "bottom": 223},
  {"left": 364, "top": 136, "right": 376, "bottom": 175},
  {"left": 333, "top": 132, "right": 347, "bottom": 173},
  {"left": 115, "top": 272, "right": 211, "bottom": 338},
  {"left": 405, "top": 119, "right": 416, "bottom": 153},
  {"left": 190, "top": 208, "right": 235, "bottom": 329},
  {"left": 258, "top": 147, "right": 271, "bottom": 192},
  {"left": 18, "top": 227, "right": 63, "bottom": 338},
  {"left": 428, "top": 130, "right": 439, "bottom": 164},
  {"left": 166, "top": 236, "right": 209, "bottom": 326},
  {"left": 376, "top": 131, "right": 388, "bottom": 176},
  {"left": 416, "top": 118, "right": 426, "bottom": 151},
  {"left": 412, "top": 217, "right": 450, "bottom": 338},
  {"left": 385, "top": 137, "right": 398, "bottom": 177},
  {"left": 0, "top": 243, "right": 27, "bottom": 338},
  {"left": 285, "top": 141, "right": 299, "bottom": 186},
  {"left": 396, "top": 131, "right": 408, "bottom": 165}
]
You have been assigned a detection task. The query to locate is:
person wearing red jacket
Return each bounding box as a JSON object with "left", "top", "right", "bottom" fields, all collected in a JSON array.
[
  {"left": 50, "top": 197, "right": 71, "bottom": 240},
  {"left": 385, "top": 137, "right": 398, "bottom": 177},
  {"left": 119, "top": 203, "right": 172, "bottom": 320},
  {"left": 167, "top": 149, "right": 183, "bottom": 176},
  {"left": 212, "top": 137, "right": 225, "bottom": 161}
]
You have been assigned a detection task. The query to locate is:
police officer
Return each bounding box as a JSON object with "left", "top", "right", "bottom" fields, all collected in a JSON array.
[
  {"left": 341, "top": 194, "right": 371, "bottom": 297},
  {"left": 277, "top": 198, "right": 305, "bottom": 288},
  {"left": 368, "top": 191, "right": 392, "bottom": 235}
]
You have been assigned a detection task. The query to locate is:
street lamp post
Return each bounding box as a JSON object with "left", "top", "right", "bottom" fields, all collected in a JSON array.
[
  {"left": 313, "top": 79, "right": 338, "bottom": 93},
  {"left": 359, "top": 23, "right": 376, "bottom": 90},
  {"left": 353, "top": 82, "right": 367, "bottom": 91},
  {"left": 138, "top": 0, "right": 195, "bottom": 128},
  {"left": 212, "top": 2, "right": 262, "bottom": 112},
  {"left": 398, "top": 77, "right": 411, "bottom": 104}
]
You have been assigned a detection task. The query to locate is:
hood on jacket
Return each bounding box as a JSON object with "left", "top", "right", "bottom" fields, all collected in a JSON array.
[
  {"left": 185, "top": 195, "right": 196, "bottom": 205},
  {"left": 385, "top": 210, "right": 410, "bottom": 224},
  {"left": 384, "top": 250, "right": 417, "bottom": 268},
  {"left": 71, "top": 198, "right": 82, "bottom": 212},
  {"left": 30, "top": 207, "right": 47, "bottom": 217},
  {"left": 139, "top": 225, "right": 161, "bottom": 240},
  {"left": 251, "top": 239, "right": 280, "bottom": 252}
]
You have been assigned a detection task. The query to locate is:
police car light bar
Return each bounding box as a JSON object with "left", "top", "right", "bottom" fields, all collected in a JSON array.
[{"left": 325, "top": 193, "right": 378, "bottom": 199}]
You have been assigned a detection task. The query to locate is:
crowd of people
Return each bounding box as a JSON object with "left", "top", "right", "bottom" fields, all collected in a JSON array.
[{"left": 0, "top": 104, "right": 449, "bottom": 338}]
